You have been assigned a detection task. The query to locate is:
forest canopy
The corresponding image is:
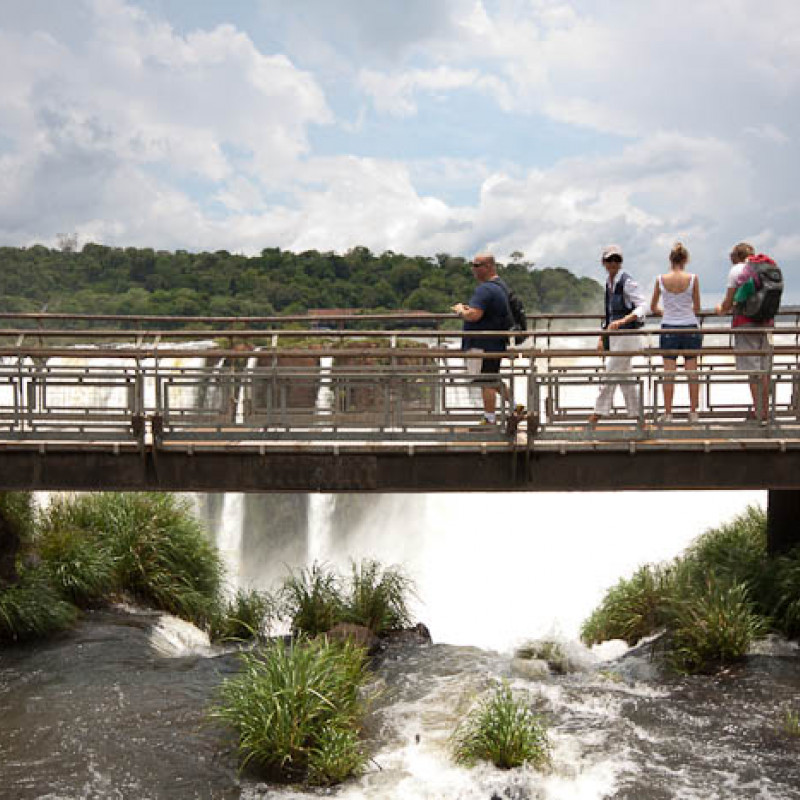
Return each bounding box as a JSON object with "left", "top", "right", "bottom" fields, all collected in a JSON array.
[{"left": 0, "top": 244, "right": 602, "bottom": 317}]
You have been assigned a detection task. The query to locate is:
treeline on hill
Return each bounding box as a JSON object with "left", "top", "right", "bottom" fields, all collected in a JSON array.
[{"left": 0, "top": 244, "right": 602, "bottom": 319}]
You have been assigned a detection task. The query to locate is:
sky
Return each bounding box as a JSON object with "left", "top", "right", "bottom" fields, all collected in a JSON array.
[{"left": 1, "top": 0, "right": 798, "bottom": 298}]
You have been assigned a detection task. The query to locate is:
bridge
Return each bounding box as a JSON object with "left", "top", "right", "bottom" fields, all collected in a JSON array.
[{"left": 0, "top": 310, "right": 798, "bottom": 551}]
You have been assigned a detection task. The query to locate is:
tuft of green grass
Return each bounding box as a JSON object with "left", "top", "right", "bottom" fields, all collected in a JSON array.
[
  {"left": 665, "top": 575, "right": 766, "bottom": 674},
  {"left": 679, "top": 505, "right": 768, "bottom": 604},
  {"left": 36, "top": 526, "right": 116, "bottom": 606},
  {"left": 280, "top": 562, "right": 344, "bottom": 637},
  {"left": 209, "top": 588, "right": 276, "bottom": 643},
  {"left": 0, "top": 567, "right": 78, "bottom": 642},
  {"left": 0, "top": 491, "right": 35, "bottom": 586},
  {"left": 767, "top": 547, "right": 800, "bottom": 639},
  {"left": 280, "top": 559, "right": 418, "bottom": 637},
  {"left": 344, "top": 559, "right": 414, "bottom": 635},
  {"left": 580, "top": 564, "right": 672, "bottom": 647},
  {"left": 580, "top": 506, "right": 790, "bottom": 674},
  {"left": 38, "top": 493, "right": 224, "bottom": 627},
  {"left": 452, "top": 682, "right": 550, "bottom": 770},
  {"left": 0, "top": 492, "right": 35, "bottom": 542},
  {"left": 783, "top": 708, "right": 800, "bottom": 737},
  {"left": 211, "top": 636, "right": 371, "bottom": 786}
]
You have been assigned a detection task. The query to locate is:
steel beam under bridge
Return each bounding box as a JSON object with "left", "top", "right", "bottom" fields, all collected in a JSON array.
[
  {"left": 1, "top": 440, "right": 798, "bottom": 555},
  {"left": 0, "top": 443, "right": 797, "bottom": 494}
]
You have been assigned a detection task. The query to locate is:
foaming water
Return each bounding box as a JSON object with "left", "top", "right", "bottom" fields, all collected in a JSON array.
[{"left": 2, "top": 606, "right": 799, "bottom": 798}]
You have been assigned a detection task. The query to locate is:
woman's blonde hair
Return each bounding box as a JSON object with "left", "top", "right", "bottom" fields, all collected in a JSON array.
[{"left": 669, "top": 242, "right": 689, "bottom": 266}]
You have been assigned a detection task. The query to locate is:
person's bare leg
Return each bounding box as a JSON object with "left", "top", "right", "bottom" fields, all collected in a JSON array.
[
  {"left": 482, "top": 385, "right": 497, "bottom": 415},
  {"left": 747, "top": 378, "right": 770, "bottom": 420},
  {"left": 685, "top": 357, "right": 699, "bottom": 412},
  {"left": 759, "top": 374, "right": 770, "bottom": 420},
  {"left": 662, "top": 359, "right": 677, "bottom": 415}
]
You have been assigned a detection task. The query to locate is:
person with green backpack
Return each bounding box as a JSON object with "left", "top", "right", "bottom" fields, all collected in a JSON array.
[{"left": 715, "top": 241, "right": 784, "bottom": 423}]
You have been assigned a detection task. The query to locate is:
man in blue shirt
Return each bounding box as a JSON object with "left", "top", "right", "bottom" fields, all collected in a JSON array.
[{"left": 451, "top": 253, "right": 513, "bottom": 424}]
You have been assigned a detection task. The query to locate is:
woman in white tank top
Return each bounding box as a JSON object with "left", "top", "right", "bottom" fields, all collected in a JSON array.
[{"left": 649, "top": 242, "right": 702, "bottom": 423}]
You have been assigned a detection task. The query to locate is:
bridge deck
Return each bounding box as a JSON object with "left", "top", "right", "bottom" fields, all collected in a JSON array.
[{"left": 0, "top": 310, "right": 797, "bottom": 491}]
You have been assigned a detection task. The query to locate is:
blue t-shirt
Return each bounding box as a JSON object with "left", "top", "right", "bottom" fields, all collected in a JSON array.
[{"left": 462, "top": 280, "right": 512, "bottom": 352}]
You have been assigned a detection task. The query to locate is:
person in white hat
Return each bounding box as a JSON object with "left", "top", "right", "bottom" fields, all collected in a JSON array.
[{"left": 588, "top": 245, "right": 649, "bottom": 426}]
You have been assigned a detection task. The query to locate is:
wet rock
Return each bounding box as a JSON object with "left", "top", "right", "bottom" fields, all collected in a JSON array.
[
  {"left": 381, "top": 622, "right": 433, "bottom": 646},
  {"left": 511, "top": 656, "right": 550, "bottom": 680},
  {"left": 326, "top": 622, "right": 378, "bottom": 651},
  {"left": 514, "top": 639, "right": 571, "bottom": 674}
]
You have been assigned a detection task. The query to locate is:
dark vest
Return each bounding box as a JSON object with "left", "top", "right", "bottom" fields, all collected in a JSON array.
[{"left": 604, "top": 272, "right": 643, "bottom": 329}]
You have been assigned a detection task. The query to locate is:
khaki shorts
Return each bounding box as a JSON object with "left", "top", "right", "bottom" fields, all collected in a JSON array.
[
  {"left": 465, "top": 349, "right": 503, "bottom": 383},
  {"left": 734, "top": 330, "right": 772, "bottom": 372}
]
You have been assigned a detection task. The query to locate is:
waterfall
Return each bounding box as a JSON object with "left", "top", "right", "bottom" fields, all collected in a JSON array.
[
  {"left": 216, "top": 493, "right": 245, "bottom": 594},
  {"left": 307, "top": 356, "right": 335, "bottom": 564},
  {"left": 208, "top": 353, "right": 258, "bottom": 589}
]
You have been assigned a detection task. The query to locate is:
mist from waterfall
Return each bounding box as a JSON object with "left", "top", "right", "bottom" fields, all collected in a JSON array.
[{"left": 210, "top": 488, "right": 763, "bottom": 651}]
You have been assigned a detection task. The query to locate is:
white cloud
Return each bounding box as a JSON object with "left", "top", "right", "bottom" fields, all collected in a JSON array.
[
  {"left": 359, "top": 66, "right": 505, "bottom": 117},
  {"left": 743, "top": 123, "right": 790, "bottom": 145},
  {"left": 0, "top": 0, "right": 332, "bottom": 242},
  {"left": 0, "top": 0, "right": 797, "bottom": 302}
]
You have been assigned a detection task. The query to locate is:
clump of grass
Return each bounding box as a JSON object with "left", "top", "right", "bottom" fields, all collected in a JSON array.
[
  {"left": 36, "top": 526, "right": 115, "bottom": 607},
  {"left": 211, "top": 636, "right": 371, "bottom": 786},
  {"left": 680, "top": 505, "right": 768, "bottom": 603},
  {"left": 665, "top": 575, "right": 766, "bottom": 673},
  {"left": 580, "top": 564, "right": 672, "bottom": 646},
  {"left": 0, "top": 491, "right": 35, "bottom": 586},
  {"left": 344, "top": 559, "right": 414, "bottom": 634},
  {"left": 783, "top": 708, "right": 800, "bottom": 737},
  {"left": 38, "top": 493, "right": 223, "bottom": 627},
  {"left": 210, "top": 588, "right": 276, "bottom": 643},
  {"left": 282, "top": 559, "right": 418, "bottom": 638},
  {"left": 0, "top": 491, "right": 35, "bottom": 540},
  {"left": 280, "top": 562, "right": 344, "bottom": 637},
  {"left": 0, "top": 567, "right": 78, "bottom": 642},
  {"left": 452, "top": 682, "right": 550, "bottom": 770},
  {"left": 768, "top": 548, "right": 800, "bottom": 639},
  {"left": 581, "top": 506, "right": 783, "bottom": 674}
]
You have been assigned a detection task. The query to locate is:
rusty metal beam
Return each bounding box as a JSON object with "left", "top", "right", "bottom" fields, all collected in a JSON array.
[{"left": 0, "top": 445, "right": 797, "bottom": 493}]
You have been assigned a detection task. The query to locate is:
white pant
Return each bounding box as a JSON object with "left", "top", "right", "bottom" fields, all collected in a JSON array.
[{"left": 594, "top": 334, "right": 643, "bottom": 417}]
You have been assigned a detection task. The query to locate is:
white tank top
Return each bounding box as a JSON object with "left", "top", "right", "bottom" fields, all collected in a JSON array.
[{"left": 658, "top": 274, "right": 698, "bottom": 325}]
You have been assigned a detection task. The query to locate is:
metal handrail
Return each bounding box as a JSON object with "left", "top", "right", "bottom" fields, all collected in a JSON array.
[{"left": 0, "top": 306, "right": 796, "bottom": 328}]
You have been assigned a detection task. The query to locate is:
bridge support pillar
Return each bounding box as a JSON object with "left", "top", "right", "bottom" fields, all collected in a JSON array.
[{"left": 767, "top": 489, "right": 800, "bottom": 556}]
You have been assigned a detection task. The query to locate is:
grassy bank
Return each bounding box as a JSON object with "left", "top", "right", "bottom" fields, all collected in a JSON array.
[
  {"left": 581, "top": 506, "right": 800, "bottom": 672},
  {"left": 1, "top": 492, "right": 275, "bottom": 644}
]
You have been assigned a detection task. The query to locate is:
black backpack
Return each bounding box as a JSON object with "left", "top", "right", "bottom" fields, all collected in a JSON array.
[
  {"left": 493, "top": 278, "right": 529, "bottom": 344},
  {"left": 733, "top": 254, "right": 783, "bottom": 322}
]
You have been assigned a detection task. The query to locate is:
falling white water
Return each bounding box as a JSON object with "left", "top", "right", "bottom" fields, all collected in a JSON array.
[
  {"left": 216, "top": 492, "right": 245, "bottom": 594},
  {"left": 212, "top": 354, "right": 258, "bottom": 589},
  {"left": 307, "top": 356, "right": 335, "bottom": 564}
]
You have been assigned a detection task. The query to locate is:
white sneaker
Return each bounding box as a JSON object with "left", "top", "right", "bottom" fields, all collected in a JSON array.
[
  {"left": 688, "top": 411, "right": 699, "bottom": 423},
  {"left": 658, "top": 413, "right": 673, "bottom": 423}
]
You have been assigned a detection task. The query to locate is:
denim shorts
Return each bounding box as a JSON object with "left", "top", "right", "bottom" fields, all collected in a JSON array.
[{"left": 660, "top": 324, "right": 702, "bottom": 360}]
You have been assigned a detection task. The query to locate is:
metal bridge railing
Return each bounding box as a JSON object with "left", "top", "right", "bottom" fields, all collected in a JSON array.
[{"left": 0, "top": 309, "right": 796, "bottom": 447}]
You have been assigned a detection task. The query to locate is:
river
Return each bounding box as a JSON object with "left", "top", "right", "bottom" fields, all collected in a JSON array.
[{"left": 3, "top": 489, "right": 800, "bottom": 798}]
